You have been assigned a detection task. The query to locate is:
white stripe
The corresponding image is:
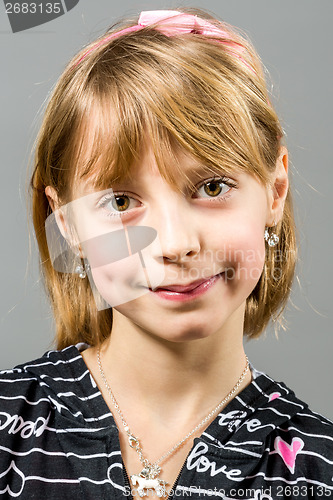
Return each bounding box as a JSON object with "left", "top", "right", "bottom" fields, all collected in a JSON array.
[
  {"left": 85, "top": 413, "right": 113, "bottom": 423},
  {"left": 252, "top": 380, "right": 269, "bottom": 397},
  {"left": 200, "top": 433, "right": 263, "bottom": 457},
  {"left": 245, "top": 471, "right": 333, "bottom": 489},
  {"left": 22, "top": 355, "right": 82, "bottom": 370},
  {"left": 44, "top": 425, "right": 108, "bottom": 433},
  {"left": 310, "top": 409, "right": 333, "bottom": 425},
  {"left": 202, "top": 433, "right": 263, "bottom": 448},
  {"left": 261, "top": 375, "right": 289, "bottom": 395},
  {"left": 0, "top": 377, "right": 37, "bottom": 383},
  {"left": 0, "top": 395, "right": 50, "bottom": 405},
  {"left": 235, "top": 395, "right": 255, "bottom": 412},
  {"left": 40, "top": 369, "right": 90, "bottom": 382},
  {"left": 228, "top": 440, "right": 263, "bottom": 446},
  {"left": 201, "top": 431, "right": 223, "bottom": 446},
  {"left": 274, "top": 396, "right": 304, "bottom": 409},
  {"left": 270, "top": 449, "right": 333, "bottom": 466},
  {"left": 223, "top": 446, "right": 262, "bottom": 458},
  {"left": 254, "top": 386, "right": 305, "bottom": 409},
  {"left": 45, "top": 349, "right": 59, "bottom": 357},
  {"left": 55, "top": 390, "right": 100, "bottom": 401},
  {"left": 297, "top": 411, "right": 333, "bottom": 426},
  {"left": 45, "top": 345, "right": 74, "bottom": 357},
  {"left": 79, "top": 477, "right": 113, "bottom": 485},
  {"left": 277, "top": 424, "right": 333, "bottom": 442},
  {"left": 256, "top": 406, "right": 292, "bottom": 418},
  {"left": 26, "top": 476, "right": 79, "bottom": 484},
  {"left": 0, "top": 369, "right": 22, "bottom": 374},
  {"left": 0, "top": 444, "right": 121, "bottom": 459}
]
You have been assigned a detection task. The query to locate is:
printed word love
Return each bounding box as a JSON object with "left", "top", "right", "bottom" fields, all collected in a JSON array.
[
  {"left": 187, "top": 442, "right": 242, "bottom": 481},
  {"left": 218, "top": 410, "right": 262, "bottom": 433},
  {"left": 0, "top": 411, "right": 50, "bottom": 438}
]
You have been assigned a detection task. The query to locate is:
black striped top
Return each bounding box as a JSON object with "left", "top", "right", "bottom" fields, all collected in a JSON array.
[{"left": 0, "top": 344, "right": 332, "bottom": 499}]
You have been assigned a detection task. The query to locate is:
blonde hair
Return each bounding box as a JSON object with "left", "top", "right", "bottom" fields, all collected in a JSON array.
[{"left": 30, "top": 7, "right": 297, "bottom": 349}]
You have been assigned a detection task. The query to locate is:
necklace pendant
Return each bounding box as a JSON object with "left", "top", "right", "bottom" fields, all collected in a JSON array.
[
  {"left": 130, "top": 466, "right": 167, "bottom": 498},
  {"left": 146, "top": 464, "right": 161, "bottom": 477}
]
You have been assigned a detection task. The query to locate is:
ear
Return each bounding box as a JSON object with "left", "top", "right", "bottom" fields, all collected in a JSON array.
[
  {"left": 45, "top": 186, "right": 68, "bottom": 239},
  {"left": 266, "top": 146, "right": 289, "bottom": 226},
  {"left": 45, "top": 186, "right": 82, "bottom": 254}
]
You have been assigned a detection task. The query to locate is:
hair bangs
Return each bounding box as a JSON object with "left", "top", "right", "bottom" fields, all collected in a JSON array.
[
  {"left": 69, "top": 35, "right": 264, "bottom": 197},
  {"left": 68, "top": 75, "right": 226, "bottom": 196}
]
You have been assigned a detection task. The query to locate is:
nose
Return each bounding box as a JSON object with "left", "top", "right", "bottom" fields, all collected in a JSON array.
[{"left": 152, "top": 197, "right": 201, "bottom": 263}]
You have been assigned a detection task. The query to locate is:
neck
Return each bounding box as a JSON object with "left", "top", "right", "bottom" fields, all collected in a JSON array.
[{"left": 98, "top": 308, "right": 251, "bottom": 424}]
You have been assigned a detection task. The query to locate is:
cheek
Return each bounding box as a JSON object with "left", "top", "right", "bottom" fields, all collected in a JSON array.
[
  {"left": 235, "top": 230, "right": 266, "bottom": 282},
  {"left": 85, "top": 238, "right": 165, "bottom": 309},
  {"left": 88, "top": 255, "right": 147, "bottom": 307},
  {"left": 231, "top": 224, "right": 266, "bottom": 287},
  {"left": 208, "top": 215, "right": 266, "bottom": 281}
]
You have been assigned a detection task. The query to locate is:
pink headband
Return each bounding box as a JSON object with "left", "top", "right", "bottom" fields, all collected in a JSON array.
[{"left": 75, "top": 10, "right": 254, "bottom": 73}]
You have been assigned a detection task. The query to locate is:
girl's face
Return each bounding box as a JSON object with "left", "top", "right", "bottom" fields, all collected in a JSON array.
[{"left": 67, "top": 142, "right": 279, "bottom": 343}]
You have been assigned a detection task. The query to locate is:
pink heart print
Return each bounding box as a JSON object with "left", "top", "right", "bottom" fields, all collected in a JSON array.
[
  {"left": 274, "top": 437, "right": 304, "bottom": 474},
  {"left": 269, "top": 392, "right": 281, "bottom": 402}
]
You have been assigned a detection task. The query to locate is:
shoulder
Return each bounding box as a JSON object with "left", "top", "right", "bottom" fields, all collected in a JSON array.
[
  {"left": 286, "top": 402, "right": 333, "bottom": 435},
  {"left": 274, "top": 402, "right": 333, "bottom": 467},
  {"left": 0, "top": 344, "right": 87, "bottom": 414},
  {"left": 0, "top": 364, "right": 42, "bottom": 408},
  {"left": 257, "top": 370, "right": 333, "bottom": 441},
  {"left": 255, "top": 372, "right": 333, "bottom": 492}
]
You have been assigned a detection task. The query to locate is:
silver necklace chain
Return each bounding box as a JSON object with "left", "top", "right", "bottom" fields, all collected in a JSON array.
[{"left": 97, "top": 348, "right": 249, "bottom": 474}]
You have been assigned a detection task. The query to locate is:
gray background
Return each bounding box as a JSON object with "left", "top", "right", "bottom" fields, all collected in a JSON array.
[{"left": 0, "top": 1, "right": 332, "bottom": 418}]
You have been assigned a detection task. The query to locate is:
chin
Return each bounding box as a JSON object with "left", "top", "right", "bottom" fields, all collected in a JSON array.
[{"left": 152, "top": 319, "right": 217, "bottom": 344}]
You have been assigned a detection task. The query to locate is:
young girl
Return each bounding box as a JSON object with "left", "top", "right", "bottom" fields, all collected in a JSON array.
[{"left": 1, "top": 8, "right": 332, "bottom": 500}]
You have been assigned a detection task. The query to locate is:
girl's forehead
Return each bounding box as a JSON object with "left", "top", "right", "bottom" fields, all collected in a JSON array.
[
  {"left": 70, "top": 102, "right": 266, "bottom": 200},
  {"left": 73, "top": 146, "right": 257, "bottom": 202},
  {"left": 74, "top": 143, "right": 215, "bottom": 195},
  {"left": 73, "top": 122, "right": 209, "bottom": 192},
  {"left": 132, "top": 142, "right": 207, "bottom": 175}
]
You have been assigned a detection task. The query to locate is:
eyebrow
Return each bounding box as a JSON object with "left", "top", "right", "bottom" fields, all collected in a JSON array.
[
  {"left": 180, "top": 163, "right": 241, "bottom": 186},
  {"left": 189, "top": 164, "right": 229, "bottom": 179},
  {"left": 111, "top": 164, "right": 233, "bottom": 188},
  {"left": 80, "top": 160, "right": 240, "bottom": 197}
]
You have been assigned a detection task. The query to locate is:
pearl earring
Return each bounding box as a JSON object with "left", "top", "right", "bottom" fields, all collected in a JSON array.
[
  {"left": 74, "top": 248, "right": 90, "bottom": 278},
  {"left": 75, "top": 263, "right": 88, "bottom": 279},
  {"left": 75, "top": 261, "right": 91, "bottom": 279},
  {"left": 264, "top": 221, "right": 279, "bottom": 247}
]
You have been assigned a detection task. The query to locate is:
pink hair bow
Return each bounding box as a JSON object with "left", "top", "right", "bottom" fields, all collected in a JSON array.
[
  {"left": 75, "top": 10, "right": 253, "bottom": 73},
  {"left": 138, "top": 10, "right": 228, "bottom": 37}
]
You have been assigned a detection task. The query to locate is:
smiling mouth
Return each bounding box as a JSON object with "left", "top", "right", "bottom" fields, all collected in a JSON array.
[
  {"left": 148, "top": 272, "right": 224, "bottom": 300},
  {"left": 152, "top": 272, "right": 225, "bottom": 293}
]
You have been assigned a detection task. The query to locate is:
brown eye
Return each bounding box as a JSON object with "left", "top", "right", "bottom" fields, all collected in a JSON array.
[
  {"left": 203, "top": 181, "right": 223, "bottom": 197},
  {"left": 194, "top": 176, "right": 236, "bottom": 200},
  {"left": 112, "top": 195, "right": 130, "bottom": 212},
  {"left": 97, "top": 191, "right": 142, "bottom": 218}
]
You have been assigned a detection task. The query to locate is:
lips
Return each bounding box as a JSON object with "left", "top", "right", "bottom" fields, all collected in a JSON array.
[
  {"left": 153, "top": 275, "right": 221, "bottom": 293},
  {"left": 149, "top": 273, "right": 224, "bottom": 302}
]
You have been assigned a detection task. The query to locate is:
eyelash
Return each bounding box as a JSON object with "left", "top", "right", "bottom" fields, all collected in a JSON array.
[
  {"left": 96, "top": 176, "right": 238, "bottom": 218},
  {"left": 194, "top": 176, "right": 237, "bottom": 201}
]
